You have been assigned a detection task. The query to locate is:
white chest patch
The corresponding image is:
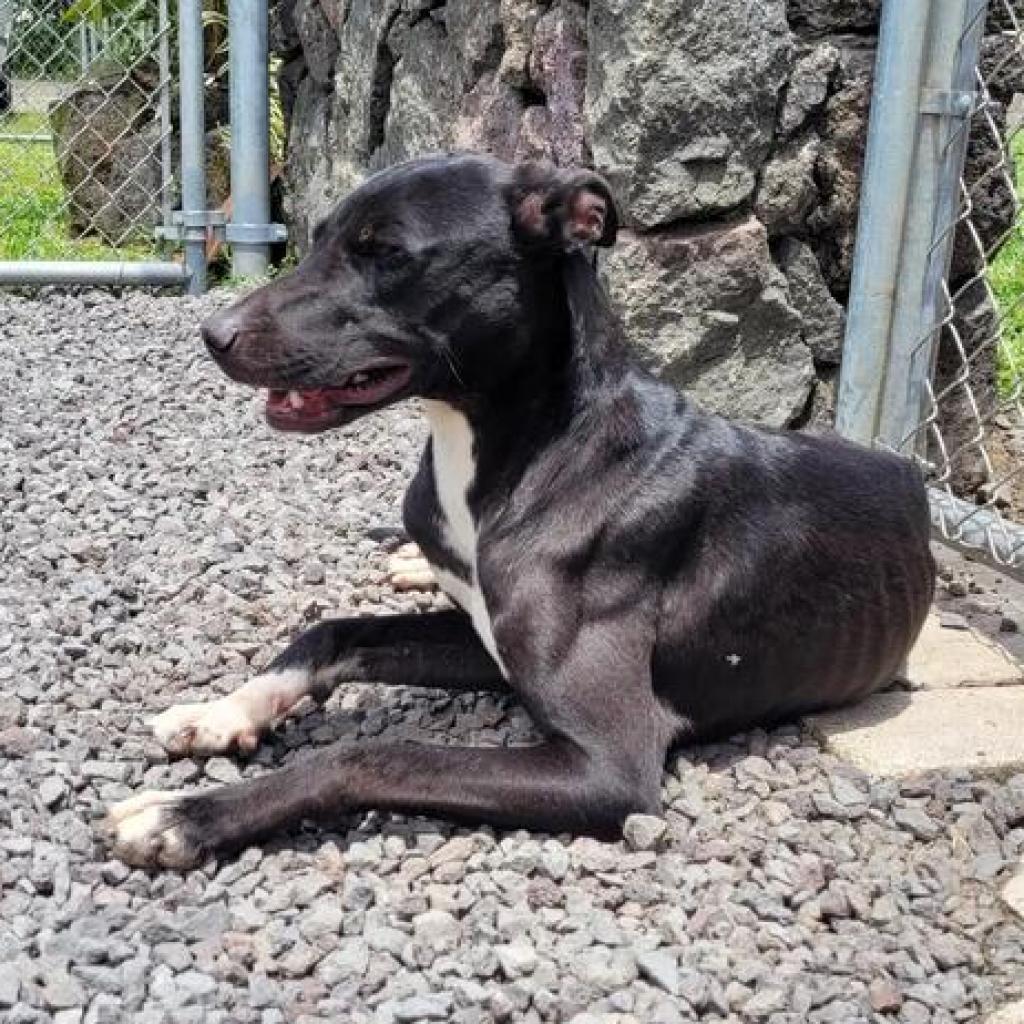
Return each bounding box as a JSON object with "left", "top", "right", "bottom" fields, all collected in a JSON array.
[{"left": 421, "top": 400, "right": 508, "bottom": 677}]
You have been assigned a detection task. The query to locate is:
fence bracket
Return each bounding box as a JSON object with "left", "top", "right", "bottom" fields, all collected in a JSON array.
[
  {"left": 225, "top": 222, "right": 288, "bottom": 245},
  {"left": 157, "top": 216, "right": 287, "bottom": 249},
  {"left": 920, "top": 88, "right": 977, "bottom": 117},
  {"left": 155, "top": 210, "right": 227, "bottom": 244}
]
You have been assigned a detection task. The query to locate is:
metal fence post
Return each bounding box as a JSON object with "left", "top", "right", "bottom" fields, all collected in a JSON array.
[
  {"left": 836, "top": 0, "right": 933, "bottom": 446},
  {"left": 0, "top": 0, "right": 12, "bottom": 72},
  {"left": 158, "top": 0, "right": 174, "bottom": 231},
  {"left": 879, "top": 0, "right": 990, "bottom": 452},
  {"left": 227, "top": 0, "right": 273, "bottom": 279},
  {"left": 179, "top": 0, "right": 208, "bottom": 295}
]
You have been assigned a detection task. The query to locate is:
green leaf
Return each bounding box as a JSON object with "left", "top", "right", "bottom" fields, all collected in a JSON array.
[
  {"left": 61, "top": 0, "right": 105, "bottom": 26},
  {"left": 61, "top": 0, "right": 141, "bottom": 25}
]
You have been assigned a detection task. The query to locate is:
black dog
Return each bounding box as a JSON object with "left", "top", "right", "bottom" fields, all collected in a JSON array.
[{"left": 109, "top": 155, "right": 935, "bottom": 867}]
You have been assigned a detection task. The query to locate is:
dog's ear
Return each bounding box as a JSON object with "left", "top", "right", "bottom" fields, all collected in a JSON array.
[{"left": 510, "top": 166, "right": 619, "bottom": 251}]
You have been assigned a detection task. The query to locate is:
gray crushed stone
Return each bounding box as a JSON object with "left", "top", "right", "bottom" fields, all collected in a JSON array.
[{"left": 1, "top": 287, "right": 1023, "bottom": 1023}]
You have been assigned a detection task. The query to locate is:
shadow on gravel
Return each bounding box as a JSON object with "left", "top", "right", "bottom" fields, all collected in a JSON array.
[{"left": 799, "top": 689, "right": 913, "bottom": 738}]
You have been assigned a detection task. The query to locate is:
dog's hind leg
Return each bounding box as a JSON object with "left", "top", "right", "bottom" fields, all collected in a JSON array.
[
  {"left": 113, "top": 622, "right": 680, "bottom": 868},
  {"left": 387, "top": 543, "right": 438, "bottom": 591},
  {"left": 150, "top": 610, "right": 507, "bottom": 756}
]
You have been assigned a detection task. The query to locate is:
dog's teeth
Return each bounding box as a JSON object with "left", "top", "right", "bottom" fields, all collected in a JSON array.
[
  {"left": 351, "top": 372, "right": 369, "bottom": 385},
  {"left": 287, "top": 390, "right": 305, "bottom": 410}
]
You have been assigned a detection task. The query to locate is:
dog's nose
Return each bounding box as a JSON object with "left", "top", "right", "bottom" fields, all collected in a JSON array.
[{"left": 201, "top": 313, "right": 240, "bottom": 354}]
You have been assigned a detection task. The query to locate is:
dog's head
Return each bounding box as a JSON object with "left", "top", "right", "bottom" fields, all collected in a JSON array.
[{"left": 201, "top": 154, "right": 619, "bottom": 433}]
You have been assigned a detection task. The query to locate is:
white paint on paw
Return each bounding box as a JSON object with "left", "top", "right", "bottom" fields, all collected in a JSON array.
[
  {"left": 108, "top": 788, "right": 186, "bottom": 824},
  {"left": 107, "top": 789, "right": 195, "bottom": 868},
  {"left": 151, "top": 667, "right": 312, "bottom": 755},
  {"left": 387, "top": 544, "right": 438, "bottom": 591}
]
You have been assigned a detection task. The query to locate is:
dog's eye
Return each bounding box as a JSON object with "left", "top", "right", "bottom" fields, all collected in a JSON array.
[
  {"left": 351, "top": 224, "right": 382, "bottom": 255},
  {"left": 350, "top": 224, "right": 404, "bottom": 261}
]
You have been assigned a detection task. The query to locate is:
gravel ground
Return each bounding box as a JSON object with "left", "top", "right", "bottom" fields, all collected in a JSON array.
[{"left": 2, "top": 288, "right": 1024, "bottom": 1024}]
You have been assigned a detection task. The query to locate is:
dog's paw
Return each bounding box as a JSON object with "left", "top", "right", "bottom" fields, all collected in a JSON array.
[
  {"left": 387, "top": 543, "right": 438, "bottom": 592},
  {"left": 151, "top": 697, "right": 260, "bottom": 756},
  {"left": 107, "top": 790, "right": 208, "bottom": 869}
]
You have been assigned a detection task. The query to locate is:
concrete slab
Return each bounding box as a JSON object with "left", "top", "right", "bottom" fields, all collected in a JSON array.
[
  {"left": 806, "top": 688, "right": 1024, "bottom": 777},
  {"left": 908, "top": 614, "right": 1022, "bottom": 689},
  {"left": 988, "top": 1003, "right": 1024, "bottom": 1024},
  {"left": 932, "top": 539, "right": 1024, "bottom": 666}
]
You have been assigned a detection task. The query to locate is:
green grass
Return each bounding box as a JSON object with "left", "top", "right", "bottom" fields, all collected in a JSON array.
[
  {"left": 0, "top": 110, "right": 154, "bottom": 261},
  {"left": 990, "top": 133, "right": 1024, "bottom": 395}
]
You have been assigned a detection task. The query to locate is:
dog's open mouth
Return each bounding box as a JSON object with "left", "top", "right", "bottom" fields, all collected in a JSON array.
[{"left": 265, "top": 361, "right": 412, "bottom": 432}]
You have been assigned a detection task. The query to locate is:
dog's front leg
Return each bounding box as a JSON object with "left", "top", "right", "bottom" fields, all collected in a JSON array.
[
  {"left": 150, "top": 610, "right": 507, "bottom": 756},
  {"left": 111, "top": 619, "right": 677, "bottom": 868}
]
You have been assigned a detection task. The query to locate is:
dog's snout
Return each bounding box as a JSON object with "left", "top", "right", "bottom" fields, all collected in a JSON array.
[{"left": 201, "top": 313, "right": 241, "bottom": 354}]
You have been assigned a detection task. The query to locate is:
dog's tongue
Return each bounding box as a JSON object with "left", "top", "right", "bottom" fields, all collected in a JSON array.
[
  {"left": 266, "top": 388, "right": 332, "bottom": 417},
  {"left": 265, "top": 365, "right": 412, "bottom": 427}
]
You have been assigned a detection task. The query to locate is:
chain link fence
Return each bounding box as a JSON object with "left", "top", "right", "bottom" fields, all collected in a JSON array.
[
  {"left": 923, "top": 0, "right": 1024, "bottom": 570},
  {"left": 0, "top": 0, "right": 173, "bottom": 261},
  {"left": 840, "top": 0, "right": 1024, "bottom": 576}
]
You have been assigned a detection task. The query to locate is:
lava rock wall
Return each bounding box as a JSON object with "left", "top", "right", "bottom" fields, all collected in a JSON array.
[{"left": 272, "top": 0, "right": 1009, "bottom": 429}]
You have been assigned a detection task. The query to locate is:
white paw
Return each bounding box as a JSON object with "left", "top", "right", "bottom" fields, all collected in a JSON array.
[
  {"left": 151, "top": 697, "right": 260, "bottom": 756},
  {"left": 107, "top": 790, "right": 203, "bottom": 869},
  {"left": 388, "top": 543, "right": 438, "bottom": 592}
]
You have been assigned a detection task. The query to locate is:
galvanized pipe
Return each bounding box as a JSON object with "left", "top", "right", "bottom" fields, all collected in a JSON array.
[
  {"left": 929, "top": 488, "right": 1024, "bottom": 580},
  {"left": 178, "top": 0, "right": 208, "bottom": 295},
  {"left": 879, "top": 0, "right": 989, "bottom": 452},
  {"left": 158, "top": 0, "right": 174, "bottom": 230},
  {"left": 228, "top": 0, "right": 271, "bottom": 279},
  {"left": 0, "top": 0, "right": 12, "bottom": 68},
  {"left": 0, "top": 262, "right": 189, "bottom": 287},
  {"left": 836, "top": 0, "right": 932, "bottom": 445},
  {"left": 0, "top": 134, "right": 52, "bottom": 143}
]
